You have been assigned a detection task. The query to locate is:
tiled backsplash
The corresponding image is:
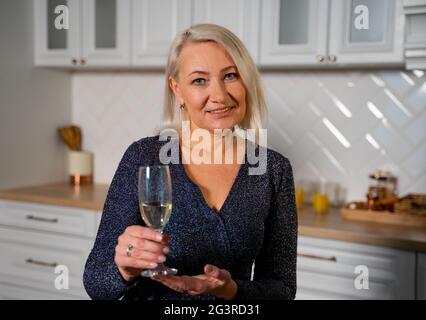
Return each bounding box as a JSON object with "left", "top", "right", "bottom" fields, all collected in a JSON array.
[{"left": 72, "top": 70, "right": 426, "bottom": 201}]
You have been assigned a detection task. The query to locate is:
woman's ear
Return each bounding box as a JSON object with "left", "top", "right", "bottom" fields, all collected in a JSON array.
[{"left": 169, "top": 77, "right": 182, "bottom": 103}]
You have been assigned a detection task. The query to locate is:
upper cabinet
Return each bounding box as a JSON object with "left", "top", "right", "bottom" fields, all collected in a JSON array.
[
  {"left": 260, "top": 0, "right": 329, "bottom": 66},
  {"left": 192, "top": 0, "right": 260, "bottom": 63},
  {"left": 34, "top": 0, "right": 80, "bottom": 66},
  {"left": 328, "top": 0, "right": 404, "bottom": 66},
  {"left": 80, "top": 0, "right": 130, "bottom": 66},
  {"left": 34, "top": 0, "right": 130, "bottom": 67},
  {"left": 131, "top": 0, "right": 191, "bottom": 67},
  {"left": 260, "top": 0, "right": 405, "bottom": 67},
  {"left": 403, "top": 0, "right": 426, "bottom": 70},
  {"left": 34, "top": 0, "right": 413, "bottom": 69}
]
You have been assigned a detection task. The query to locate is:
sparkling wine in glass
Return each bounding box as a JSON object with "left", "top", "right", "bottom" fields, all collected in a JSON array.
[{"left": 138, "top": 165, "right": 177, "bottom": 277}]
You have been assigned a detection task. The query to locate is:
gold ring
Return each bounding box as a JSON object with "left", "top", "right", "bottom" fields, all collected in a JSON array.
[{"left": 126, "top": 244, "right": 134, "bottom": 257}]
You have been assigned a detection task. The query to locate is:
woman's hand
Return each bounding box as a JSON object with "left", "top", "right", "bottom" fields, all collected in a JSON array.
[
  {"left": 153, "top": 264, "right": 238, "bottom": 300},
  {"left": 114, "top": 225, "right": 169, "bottom": 283}
]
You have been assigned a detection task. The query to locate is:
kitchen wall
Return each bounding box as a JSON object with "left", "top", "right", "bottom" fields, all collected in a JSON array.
[
  {"left": 72, "top": 69, "right": 426, "bottom": 202},
  {"left": 0, "top": 0, "right": 72, "bottom": 189}
]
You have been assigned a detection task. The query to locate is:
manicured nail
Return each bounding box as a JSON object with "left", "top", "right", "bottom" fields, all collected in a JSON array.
[
  {"left": 158, "top": 255, "right": 166, "bottom": 263},
  {"left": 161, "top": 235, "right": 171, "bottom": 244},
  {"left": 206, "top": 265, "right": 214, "bottom": 273},
  {"left": 163, "top": 247, "right": 170, "bottom": 254},
  {"left": 156, "top": 233, "right": 163, "bottom": 241},
  {"left": 151, "top": 263, "right": 158, "bottom": 268}
]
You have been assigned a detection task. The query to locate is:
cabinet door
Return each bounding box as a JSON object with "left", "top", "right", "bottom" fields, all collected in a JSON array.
[
  {"left": 34, "top": 0, "right": 80, "bottom": 66},
  {"left": 328, "top": 0, "right": 404, "bottom": 66},
  {"left": 131, "top": 0, "right": 192, "bottom": 67},
  {"left": 80, "top": 0, "right": 130, "bottom": 66},
  {"left": 192, "top": 0, "right": 260, "bottom": 63},
  {"left": 260, "top": 0, "right": 329, "bottom": 66},
  {"left": 296, "top": 236, "right": 416, "bottom": 300},
  {"left": 418, "top": 253, "right": 426, "bottom": 300}
]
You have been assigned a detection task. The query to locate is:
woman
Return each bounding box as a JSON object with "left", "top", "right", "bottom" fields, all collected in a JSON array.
[{"left": 83, "top": 24, "right": 297, "bottom": 300}]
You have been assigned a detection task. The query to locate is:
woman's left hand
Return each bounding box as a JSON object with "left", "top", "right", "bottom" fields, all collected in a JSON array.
[{"left": 153, "top": 264, "right": 237, "bottom": 299}]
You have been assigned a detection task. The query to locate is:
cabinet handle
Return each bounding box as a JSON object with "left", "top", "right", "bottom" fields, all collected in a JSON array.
[
  {"left": 328, "top": 55, "right": 337, "bottom": 62},
  {"left": 26, "top": 215, "right": 58, "bottom": 223},
  {"left": 317, "top": 55, "right": 325, "bottom": 63},
  {"left": 25, "top": 258, "right": 58, "bottom": 268},
  {"left": 297, "top": 252, "right": 337, "bottom": 262},
  {"left": 71, "top": 58, "right": 77, "bottom": 65},
  {"left": 80, "top": 58, "right": 86, "bottom": 65}
]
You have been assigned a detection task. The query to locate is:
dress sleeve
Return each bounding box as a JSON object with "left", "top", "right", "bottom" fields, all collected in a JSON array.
[
  {"left": 234, "top": 157, "right": 298, "bottom": 300},
  {"left": 83, "top": 141, "right": 144, "bottom": 300}
]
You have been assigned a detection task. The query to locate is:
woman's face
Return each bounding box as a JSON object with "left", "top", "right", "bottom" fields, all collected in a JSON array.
[{"left": 169, "top": 41, "right": 247, "bottom": 133}]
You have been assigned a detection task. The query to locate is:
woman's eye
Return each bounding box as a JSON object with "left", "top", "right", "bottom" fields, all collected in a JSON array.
[
  {"left": 224, "top": 73, "right": 238, "bottom": 80},
  {"left": 192, "top": 78, "right": 206, "bottom": 85}
]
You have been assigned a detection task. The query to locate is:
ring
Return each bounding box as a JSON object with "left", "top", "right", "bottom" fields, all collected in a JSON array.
[{"left": 126, "top": 244, "right": 134, "bottom": 257}]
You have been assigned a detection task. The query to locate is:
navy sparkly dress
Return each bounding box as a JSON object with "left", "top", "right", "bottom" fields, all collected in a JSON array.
[{"left": 83, "top": 136, "right": 297, "bottom": 300}]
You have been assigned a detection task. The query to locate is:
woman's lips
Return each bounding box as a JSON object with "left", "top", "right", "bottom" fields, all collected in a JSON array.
[{"left": 206, "top": 106, "right": 236, "bottom": 115}]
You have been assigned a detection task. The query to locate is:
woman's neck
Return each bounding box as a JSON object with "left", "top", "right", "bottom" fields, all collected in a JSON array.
[{"left": 179, "top": 125, "right": 245, "bottom": 165}]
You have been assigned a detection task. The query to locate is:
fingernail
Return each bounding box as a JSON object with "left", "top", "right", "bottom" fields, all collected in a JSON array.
[
  {"left": 151, "top": 263, "right": 158, "bottom": 268},
  {"left": 156, "top": 233, "right": 163, "bottom": 241},
  {"left": 163, "top": 247, "right": 170, "bottom": 254},
  {"left": 158, "top": 255, "right": 166, "bottom": 263},
  {"left": 161, "top": 235, "right": 171, "bottom": 244},
  {"left": 206, "top": 265, "right": 213, "bottom": 273}
]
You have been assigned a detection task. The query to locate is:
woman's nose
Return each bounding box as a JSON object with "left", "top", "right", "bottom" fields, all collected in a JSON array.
[{"left": 209, "top": 79, "right": 227, "bottom": 103}]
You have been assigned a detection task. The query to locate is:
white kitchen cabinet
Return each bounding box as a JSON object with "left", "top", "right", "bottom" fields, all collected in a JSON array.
[
  {"left": 418, "top": 252, "right": 426, "bottom": 299},
  {"left": 329, "top": 0, "right": 404, "bottom": 66},
  {"left": 260, "top": 0, "right": 405, "bottom": 67},
  {"left": 296, "top": 236, "right": 416, "bottom": 299},
  {"left": 131, "top": 0, "right": 192, "bottom": 67},
  {"left": 403, "top": 0, "right": 426, "bottom": 69},
  {"left": 34, "top": 0, "right": 130, "bottom": 67},
  {"left": 192, "top": 0, "right": 260, "bottom": 63},
  {"left": 0, "top": 200, "right": 100, "bottom": 300},
  {"left": 34, "top": 0, "right": 80, "bottom": 66},
  {"left": 260, "top": 0, "right": 329, "bottom": 66}
]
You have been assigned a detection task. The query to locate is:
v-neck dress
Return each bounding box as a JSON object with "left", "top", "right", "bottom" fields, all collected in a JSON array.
[{"left": 83, "top": 135, "right": 298, "bottom": 300}]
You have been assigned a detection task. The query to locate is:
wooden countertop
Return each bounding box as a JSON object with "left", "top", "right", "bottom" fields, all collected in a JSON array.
[
  {"left": 0, "top": 183, "right": 108, "bottom": 211},
  {"left": 0, "top": 183, "right": 425, "bottom": 252}
]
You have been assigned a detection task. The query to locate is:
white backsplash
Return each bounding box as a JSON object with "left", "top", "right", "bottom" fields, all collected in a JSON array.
[{"left": 72, "top": 70, "right": 426, "bottom": 201}]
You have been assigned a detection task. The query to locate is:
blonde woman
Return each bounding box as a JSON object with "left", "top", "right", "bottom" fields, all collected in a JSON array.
[{"left": 84, "top": 24, "right": 297, "bottom": 300}]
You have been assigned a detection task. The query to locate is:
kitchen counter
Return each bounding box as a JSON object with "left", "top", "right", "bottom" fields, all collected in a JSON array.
[
  {"left": 0, "top": 183, "right": 108, "bottom": 211},
  {"left": 0, "top": 183, "right": 425, "bottom": 252}
]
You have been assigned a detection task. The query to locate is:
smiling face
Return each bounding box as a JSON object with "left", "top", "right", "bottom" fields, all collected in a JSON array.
[{"left": 169, "top": 41, "right": 247, "bottom": 133}]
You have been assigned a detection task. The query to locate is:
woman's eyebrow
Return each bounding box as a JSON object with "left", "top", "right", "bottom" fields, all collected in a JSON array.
[{"left": 187, "top": 65, "right": 236, "bottom": 76}]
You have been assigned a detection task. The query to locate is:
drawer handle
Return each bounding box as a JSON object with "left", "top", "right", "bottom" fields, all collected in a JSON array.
[
  {"left": 25, "top": 258, "right": 58, "bottom": 268},
  {"left": 297, "top": 253, "right": 337, "bottom": 262},
  {"left": 26, "top": 215, "right": 58, "bottom": 223}
]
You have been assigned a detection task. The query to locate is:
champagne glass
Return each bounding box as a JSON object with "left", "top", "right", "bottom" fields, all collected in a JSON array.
[{"left": 138, "top": 165, "right": 177, "bottom": 277}]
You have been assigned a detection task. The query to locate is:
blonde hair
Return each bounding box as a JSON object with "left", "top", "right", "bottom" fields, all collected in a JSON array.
[{"left": 161, "top": 23, "right": 267, "bottom": 136}]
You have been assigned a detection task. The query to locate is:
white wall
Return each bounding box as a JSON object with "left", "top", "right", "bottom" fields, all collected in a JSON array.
[
  {"left": 0, "top": 0, "right": 72, "bottom": 189},
  {"left": 72, "top": 70, "right": 426, "bottom": 202}
]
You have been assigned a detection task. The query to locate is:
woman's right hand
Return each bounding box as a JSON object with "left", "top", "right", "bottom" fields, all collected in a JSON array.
[{"left": 114, "top": 225, "right": 170, "bottom": 283}]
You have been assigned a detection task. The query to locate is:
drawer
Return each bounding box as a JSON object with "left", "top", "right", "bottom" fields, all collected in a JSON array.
[
  {"left": 296, "top": 236, "right": 415, "bottom": 299},
  {"left": 0, "top": 226, "right": 93, "bottom": 298},
  {"left": 297, "top": 236, "right": 414, "bottom": 278},
  {"left": 0, "top": 200, "right": 100, "bottom": 237},
  {"left": 296, "top": 270, "right": 396, "bottom": 299},
  {"left": 0, "top": 282, "right": 88, "bottom": 300}
]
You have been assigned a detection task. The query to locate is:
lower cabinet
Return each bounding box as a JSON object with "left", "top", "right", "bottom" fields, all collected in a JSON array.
[
  {"left": 296, "top": 236, "right": 416, "bottom": 300},
  {"left": 417, "top": 253, "right": 426, "bottom": 300},
  {"left": 0, "top": 200, "right": 100, "bottom": 300}
]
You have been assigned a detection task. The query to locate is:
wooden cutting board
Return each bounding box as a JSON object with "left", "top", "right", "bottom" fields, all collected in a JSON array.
[{"left": 341, "top": 207, "right": 426, "bottom": 228}]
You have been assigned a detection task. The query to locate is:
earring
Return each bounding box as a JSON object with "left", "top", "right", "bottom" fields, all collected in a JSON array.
[{"left": 179, "top": 103, "right": 185, "bottom": 110}]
